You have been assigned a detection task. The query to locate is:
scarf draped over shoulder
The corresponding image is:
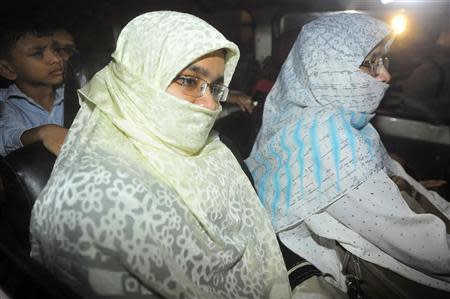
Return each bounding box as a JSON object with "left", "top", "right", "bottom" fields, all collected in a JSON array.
[
  {"left": 247, "top": 13, "right": 450, "bottom": 292},
  {"left": 31, "top": 11, "right": 290, "bottom": 298},
  {"left": 246, "top": 13, "right": 392, "bottom": 231}
]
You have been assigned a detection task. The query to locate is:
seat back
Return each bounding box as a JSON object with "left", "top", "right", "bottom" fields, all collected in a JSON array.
[
  {"left": 0, "top": 142, "right": 55, "bottom": 252},
  {"left": 64, "top": 56, "right": 82, "bottom": 128},
  {"left": 0, "top": 241, "right": 82, "bottom": 299}
]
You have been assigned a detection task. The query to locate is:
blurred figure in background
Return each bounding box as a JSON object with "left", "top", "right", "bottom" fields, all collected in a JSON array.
[
  {"left": 399, "top": 27, "right": 450, "bottom": 124},
  {"left": 52, "top": 28, "right": 87, "bottom": 87}
]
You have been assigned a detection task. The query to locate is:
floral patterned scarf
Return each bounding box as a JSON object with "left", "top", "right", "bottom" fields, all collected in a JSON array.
[{"left": 31, "top": 11, "right": 290, "bottom": 298}]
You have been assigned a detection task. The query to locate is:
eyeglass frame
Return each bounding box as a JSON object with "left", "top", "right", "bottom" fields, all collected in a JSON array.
[
  {"left": 360, "top": 56, "right": 390, "bottom": 77},
  {"left": 51, "top": 43, "right": 79, "bottom": 63},
  {"left": 172, "top": 75, "right": 229, "bottom": 103},
  {"left": 360, "top": 32, "right": 395, "bottom": 77}
]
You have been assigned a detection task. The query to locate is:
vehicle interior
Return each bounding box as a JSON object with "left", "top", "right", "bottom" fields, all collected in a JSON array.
[{"left": 0, "top": 0, "right": 449, "bottom": 298}]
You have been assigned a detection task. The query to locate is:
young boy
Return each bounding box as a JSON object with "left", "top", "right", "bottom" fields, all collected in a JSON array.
[{"left": 0, "top": 19, "right": 68, "bottom": 156}]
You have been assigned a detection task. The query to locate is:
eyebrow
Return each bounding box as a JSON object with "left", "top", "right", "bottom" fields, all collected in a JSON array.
[
  {"left": 27, "top": 45, "right": 47, "bottom": 52},
  {"left": 187, "top": 65, "right": 224, "bottom": 83}
]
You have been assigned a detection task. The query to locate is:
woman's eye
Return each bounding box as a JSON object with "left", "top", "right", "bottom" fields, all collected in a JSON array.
[
  {"left": 179, "top": 76, "right": 198, "bottom": 87},
  {"left": 211, "top": 84, "right": 221, "bottom": 94}
]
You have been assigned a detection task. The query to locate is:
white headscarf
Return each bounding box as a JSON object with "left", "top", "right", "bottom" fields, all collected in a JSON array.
[
  {"left": 246, "top": 13, "right": 392, "bottom": 230},
  {"left": 247, "top": 13, "right": 450, "bottom": 292},
  {"left": 31, "top": 11, "right": 290, "bottom": 298}
]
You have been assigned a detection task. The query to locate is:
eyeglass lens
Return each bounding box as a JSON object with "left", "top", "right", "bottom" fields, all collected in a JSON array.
[
  {"left": 369, "top": 57, "right": 389, "bottom": 76},
  {"left": 177, "top": 76, "right": 228, "bottom": 102}
]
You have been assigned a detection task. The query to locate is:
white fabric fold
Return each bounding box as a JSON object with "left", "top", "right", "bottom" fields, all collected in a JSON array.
[
  {"left": 31, "top": 11, "right": 290, "bottom": 298},
  {"left": 247, "top": 13, "right": 450, "bottom": 292}
]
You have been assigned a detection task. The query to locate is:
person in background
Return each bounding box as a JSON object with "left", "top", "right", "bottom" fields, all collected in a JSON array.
[
  {"left": 226, "top": 89, "right": 255, "bottom": 113},
  {"left": 398, "top": 28, "right": 450, "bottom": 124},
  {"left": 52, "top": 28, "right": 87, "bottom": 87},
  {"left": 52, "top": 29, "right": 77, "bottom": 63},
  {"left": 30, "top": 11, "right": 291, "bottom": 298},
  {"left": 0, "top": 18, "right": 67, "bottom": 156},
  {"left": 247, "top": 13, "right": 450, "bottom": 298}
]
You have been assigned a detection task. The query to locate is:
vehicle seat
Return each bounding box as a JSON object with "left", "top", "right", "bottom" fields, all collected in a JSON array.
[
  {"left": 0, "top": 240, "right": 82, "bottom": 299},
  {"left": 0, "top": 142, "right": 56, "bottom": 253}
]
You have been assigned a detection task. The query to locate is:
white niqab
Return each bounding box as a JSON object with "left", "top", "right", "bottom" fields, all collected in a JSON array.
[
  {"left": 247, "top": 13, "right": 450, "bottom": 292},
  {"left": 31, "top": 11, "right": 290, "bottom": 298}
]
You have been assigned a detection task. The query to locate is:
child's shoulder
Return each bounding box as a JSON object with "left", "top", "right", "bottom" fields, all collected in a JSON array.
[
  {"left": 0, "top": 84, "right": 22, "bottom": 102},
  {"left": 0, "top": 85, "right": 10, "bottom": 102}
]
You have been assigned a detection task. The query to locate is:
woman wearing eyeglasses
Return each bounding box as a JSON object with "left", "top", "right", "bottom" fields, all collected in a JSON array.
[
  {"left": 29, "top": 11, "right": 291, "bottom": 298},
  {"left": 246, "top": 13, "right": 450, "bottom": 298}
]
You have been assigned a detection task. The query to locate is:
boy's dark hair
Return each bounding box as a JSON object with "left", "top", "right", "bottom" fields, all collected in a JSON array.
[{"left": 0, "top": 15, "right": 56, "bottom": 59}]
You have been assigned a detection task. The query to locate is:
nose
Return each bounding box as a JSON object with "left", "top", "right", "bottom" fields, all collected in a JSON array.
[
  {"left": 375, "top": 65, "right": 391, "bottom": 83},
  {"left": 47, "top": 48, "right": 63, "bottom": 66},
  {"left": 194, "top": 90, "right": 218, "bottom": 110}
]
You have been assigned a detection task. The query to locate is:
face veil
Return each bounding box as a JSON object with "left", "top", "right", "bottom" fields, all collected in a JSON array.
[
  {"left": 247, "top": 13, "right": 450, "bottom": 294},
  {"left": 246, "top": 13, "right": 392, "bottom": 230},
  {"left": 79, "top": 11, "right": 241, "bottom": 155}
]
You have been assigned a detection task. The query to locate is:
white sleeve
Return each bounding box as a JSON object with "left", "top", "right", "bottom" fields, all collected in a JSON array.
[{"left": 326, "top": 170, "right": 450, "bottom": 274}]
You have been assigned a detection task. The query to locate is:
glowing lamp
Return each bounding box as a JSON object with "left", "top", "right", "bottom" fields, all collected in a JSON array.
[{"left": 391, "top": 14, "right": 407, "bottom": 35}]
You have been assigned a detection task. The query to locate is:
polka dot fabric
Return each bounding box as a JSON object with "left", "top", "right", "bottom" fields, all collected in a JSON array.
[{"left": 247, "top": 13, "right": 450, "bottom": 293}]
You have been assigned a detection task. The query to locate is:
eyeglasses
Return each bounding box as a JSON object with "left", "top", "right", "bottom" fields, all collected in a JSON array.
[
  {"left": 52, "top": 43, "right": 78, "bottom": 60},
  {"left": 52, "top": 41, "right": 78, "bottom": 58},
  {"left": 173, "top": 75, "right": 229, "bottom": 103},
  {"left": 360, "top": 56, "right": 390, "bottom": 77}
]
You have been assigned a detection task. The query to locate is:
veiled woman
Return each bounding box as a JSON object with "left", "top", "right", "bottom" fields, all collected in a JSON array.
[
  {"left": 246, "top": 13, "right": 450, "bottom": 298},
  {"left": 30, "top": 11, "right": 290, "bottom": 298}
]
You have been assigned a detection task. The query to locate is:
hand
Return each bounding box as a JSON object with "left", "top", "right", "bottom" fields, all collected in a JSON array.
[
  {"left": 227, "top": 90, "right": 256, "bottom": 113},
  {"left": 419, "top": 179, "right": 446, "bottom": 189},
  {"left": 39, "top": 125, "right": 68, "bottom": 156},
  {"left": 21, "top": 124, "right": 68, "bottom": 156}
]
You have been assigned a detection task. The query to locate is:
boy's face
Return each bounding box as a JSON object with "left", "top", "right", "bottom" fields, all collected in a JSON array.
[{"left": 0, "top": 33, "right": 64, "bottom": 87}]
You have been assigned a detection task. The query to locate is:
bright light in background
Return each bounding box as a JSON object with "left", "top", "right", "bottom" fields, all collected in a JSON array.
[
  {"left": 381, "top": 0, "right": 395, "bottom": 4},
  {"left": 391, "top": 14, "right": 407, "bottom": 34},
  {"left": 342, "top": 10, "right": 360, "bottom": 14}
]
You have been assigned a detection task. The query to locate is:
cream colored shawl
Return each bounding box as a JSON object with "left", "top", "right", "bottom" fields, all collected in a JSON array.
[{"left": 30, "top": 11, "right": 290, "bottom": 298}]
